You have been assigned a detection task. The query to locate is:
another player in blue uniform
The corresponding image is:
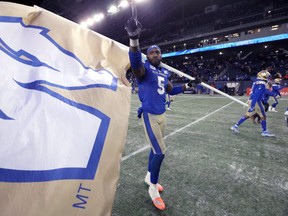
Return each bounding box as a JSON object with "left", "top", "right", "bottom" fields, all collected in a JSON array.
[
  {"left": 251, "top": 83, "right": 275, "bottom": 123},
  {"left": 125, "top": 10, "right": 198, "bottom": 210},
  {"left": 285, "top": 107, "right": 288, "bottom": 127},
  {"left": 165, "top": 94, "right": 173, "bottom": 110},
  {"left": 269, "top": 78, "right": 285, "bottom": 112},
  {"left": 231, "top": 70, "right": 275, "bottom": 137},
  {"left": 166, "top": 73, "right": 174, "bottom": 110}
]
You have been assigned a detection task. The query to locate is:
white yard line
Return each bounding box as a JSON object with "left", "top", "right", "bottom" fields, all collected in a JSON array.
[{"left": 122, "top": 101, "right": 234, "bottom": 161}]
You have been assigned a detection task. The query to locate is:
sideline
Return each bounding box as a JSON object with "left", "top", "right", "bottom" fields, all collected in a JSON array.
[{"left": 122, "top": 101, "right": 234, "bottom": 161}]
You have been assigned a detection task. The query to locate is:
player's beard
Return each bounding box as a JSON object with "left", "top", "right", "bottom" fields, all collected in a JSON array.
[{"left": 149, "top": 58, "right": 161, "bottom": 67}]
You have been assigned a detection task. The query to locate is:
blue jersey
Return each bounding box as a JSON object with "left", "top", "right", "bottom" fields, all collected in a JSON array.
[
  {"left": 262, "top": 89, "right": 275, "bottom": 104},
  {"left": 137, "top": 61, "right": 170, "bottom": 114},
  {"left": 271, "top": 83, "right": 284, "bottom": 97},
  {"left": 250, "top": 79, "right": 267, "bottom": 109}
]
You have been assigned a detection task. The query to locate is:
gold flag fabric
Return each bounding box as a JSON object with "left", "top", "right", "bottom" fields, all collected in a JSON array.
[{"left": 0, "top": 2, "right": 131, "bottom": 216}]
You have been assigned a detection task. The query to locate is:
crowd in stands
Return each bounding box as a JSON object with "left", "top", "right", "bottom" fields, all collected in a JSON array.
[
  {"left": 162, "top": 46, "right": 288, "bottom": 84},
  {"left": 126, "top": 44, "right": 288, "bottom": 96},
  {"left": 125, "top": 0, "right": 288, "bottom": 94}
]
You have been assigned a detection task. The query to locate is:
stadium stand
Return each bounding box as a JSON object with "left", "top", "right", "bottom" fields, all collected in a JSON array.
[{"left": 125, "top": 0, "right": 288, "bottom": 96}]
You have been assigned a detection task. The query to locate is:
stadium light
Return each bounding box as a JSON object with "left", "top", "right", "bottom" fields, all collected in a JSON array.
[
  {"left": 93, "top": 13, "right": 104, "bottom": 22},
  {"left": 119, "top": 0, "right": 129, "bottom": 8},
  {"left": 79, "top": 0, "right": 151, "bottom": 28},
  {"left": 108, "top": 5, "right": 118, "bottom": 14},
  {"left": 87, "top": 18, "right": 94, "bottom": 26},
  {"left": 135, "top": 0, "right": 149, "bottom": 3}
]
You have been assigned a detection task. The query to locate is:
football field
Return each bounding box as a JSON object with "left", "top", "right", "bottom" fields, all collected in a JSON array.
[{"left": 112, "top": 94, "right": 288, "bottom": 216}]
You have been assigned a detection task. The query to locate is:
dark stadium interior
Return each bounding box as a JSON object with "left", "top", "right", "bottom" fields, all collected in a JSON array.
[
  {"left": 7, "top": 0, "right": 288, "bottom": 93},
  {"left": 8, "top": 0, "right": 288, "bottom": 43}
]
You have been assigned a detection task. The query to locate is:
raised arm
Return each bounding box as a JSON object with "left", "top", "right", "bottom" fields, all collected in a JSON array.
[{"left": 125, "top": 1, "right": 145, "bottom": 79}]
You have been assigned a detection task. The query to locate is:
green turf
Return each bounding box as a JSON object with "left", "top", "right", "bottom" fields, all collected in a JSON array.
[{"left": 112, "top": 94, "right": 288, "bottom": 216}]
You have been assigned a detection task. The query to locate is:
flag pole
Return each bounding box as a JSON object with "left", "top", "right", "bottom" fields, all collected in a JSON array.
[{"left": 159, "top": 62, "right": 249, "bottom": 107}]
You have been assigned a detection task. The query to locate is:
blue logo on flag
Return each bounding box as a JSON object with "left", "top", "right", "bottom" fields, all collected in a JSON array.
[{"left": 0, "top": 16, "right": 118, "bottom": 182}]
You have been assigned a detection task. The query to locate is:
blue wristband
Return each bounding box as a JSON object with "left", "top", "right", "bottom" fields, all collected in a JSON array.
[
  {"left": 169, "top": 85, "right": 183, "bottom": 95},
  {"left": 129, "top": 50, "right": 143, "bottom": 69}
]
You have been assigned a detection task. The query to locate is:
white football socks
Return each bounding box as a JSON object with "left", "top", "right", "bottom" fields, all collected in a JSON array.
[
  {"left": 149, "top": 184, "right": 160, "bottom": 200},
  {"left": 144, "top": 171, "right": 151, "bottom": 185}
]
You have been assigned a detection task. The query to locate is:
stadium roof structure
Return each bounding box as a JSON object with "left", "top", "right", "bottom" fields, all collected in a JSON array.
[
  {"left": 5, "top": 0, "right": 288, "bottom": 59},
  {"left": 6, "top": 0, "right": 242, "bottom": 42}
]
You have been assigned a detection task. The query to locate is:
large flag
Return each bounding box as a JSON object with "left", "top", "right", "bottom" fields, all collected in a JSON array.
[{"left": 0, "top": 2, "right": 131, "bottom": 216}]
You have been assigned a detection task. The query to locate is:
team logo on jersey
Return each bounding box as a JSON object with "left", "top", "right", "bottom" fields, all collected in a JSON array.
[
  {"left": 149, "top": 65, "right": 156, "bottom": 70},
  {"left": 163, "top": 70, "right": 169, "bottom": 75},
  {"left": 0, "top": 16, "right": 117, "bottom": 182}
]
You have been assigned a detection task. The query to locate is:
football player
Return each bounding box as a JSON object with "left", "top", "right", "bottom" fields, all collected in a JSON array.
[
  {"left": 285, "top": 108, "right": 288, "bottom": 127},
  {"left": 251, "top": 82, "right": 275, "bottom": 123},
  {"left": 125, "top": 5, "right": 199, "bottom": 210},
  {"left": 231, "top": 70, "right": 275, "bottom": 137},
  {"left": 269, "top": 78, "right": 286, "bottom": 112},
  {"left": 166, "top": 72, "right": 174, "bottom": 110},
  {"left": 166, "top": 94, "right": 173, "bottom": 111}
]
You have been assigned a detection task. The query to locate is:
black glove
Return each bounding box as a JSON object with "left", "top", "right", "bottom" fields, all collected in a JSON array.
[
  {"left": 125, "top": 17, "right": 142, "bottom": 40},
  {"left": 187, "top": 77, "right": 202, "bottom": 87}
]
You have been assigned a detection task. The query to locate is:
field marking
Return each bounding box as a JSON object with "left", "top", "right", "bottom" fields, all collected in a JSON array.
[
  {"left": 122, "top": 101, "right": 234, "bottom": 161},
  {"left": 164, "top": 101, "right": 234, "bottom": 139}
]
